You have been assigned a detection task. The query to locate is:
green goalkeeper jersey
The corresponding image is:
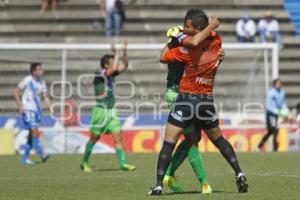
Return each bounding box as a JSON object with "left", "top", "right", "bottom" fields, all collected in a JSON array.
[
  {"left": 166, "top": 62, "right": 185, "bottom": 91},
  {"left": 94, "top": 69, "right": 116, "bottom": 108}
]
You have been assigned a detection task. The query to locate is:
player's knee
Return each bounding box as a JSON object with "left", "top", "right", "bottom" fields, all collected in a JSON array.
[
  {"left": 31, "top": 128, "right": 39, "bottom": 136},
  {"left": 112, "top": 132, "right": 123, "bottom": 145},
  {"left": 165, "top": 123, "right": 183, "bottom": 143},
  {"left": 268, "top": 128, "right": 278, "bottom": 135},
  {"left": 205, "top": 126, "right": 222, "bottom": 142},
  {"left": 90, "top": 134, "right": 100, "bottom": 143},
  {"left": 115, "top": 135, "right": 122, "bottom": 144}
]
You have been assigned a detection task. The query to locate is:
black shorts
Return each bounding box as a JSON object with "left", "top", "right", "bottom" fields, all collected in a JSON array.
[
  {"left": 266, "top": 111, "right": 278, "bottom": 130},
  {"left": 168, "top": 93, "right": 219, "bottom": 130}
]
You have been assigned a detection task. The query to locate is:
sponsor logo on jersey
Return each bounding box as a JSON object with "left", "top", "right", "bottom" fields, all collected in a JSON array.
[
  {"left": 195, "top": 77, "right": 214, "bottom": 85},
  {"left": 171, "top": 110, "right": 184, "bottom": 122}
]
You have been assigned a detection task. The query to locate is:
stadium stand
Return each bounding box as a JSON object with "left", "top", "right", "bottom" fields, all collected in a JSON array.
[
  {"left": 284, "top": 0, "right": 300, "bottom": 36},
  {"left": 0, "top": 0, "right": 299, "bottom": 113}
]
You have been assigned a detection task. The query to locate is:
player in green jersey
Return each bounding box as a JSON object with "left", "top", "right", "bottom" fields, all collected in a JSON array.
[{"left": 80, "top": 41, "right": 136, "bottom": 172}]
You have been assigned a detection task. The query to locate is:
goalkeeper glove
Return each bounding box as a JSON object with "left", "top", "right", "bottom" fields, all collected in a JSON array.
[
  {"left": 166, "top": 26, "right": 183, "bottom": 48},
  {"left": 166, "top": 25, "right": 183, "bottom": 38}
]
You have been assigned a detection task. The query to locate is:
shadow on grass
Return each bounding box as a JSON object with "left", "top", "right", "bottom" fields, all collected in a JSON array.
[
  {"left": 95, "top": 168, "right": 119, "bottom": 172},
  {"left": 165, "top": 190, "right": 236, "bottom": 195}
]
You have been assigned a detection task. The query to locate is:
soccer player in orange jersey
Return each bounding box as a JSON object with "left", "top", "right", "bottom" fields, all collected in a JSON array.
[
  {"left": 148, "top": 9, "right": 248, "bottom": 195},
  {"left": 162, "top": 16, "right": 221, "bottom": 194}
]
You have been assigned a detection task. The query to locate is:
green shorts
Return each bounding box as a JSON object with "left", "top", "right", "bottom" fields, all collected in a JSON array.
[
  {"left": 165, "top": 88, "right": 196, "bottom": 135},
  {"left": 90, "top": 106, "right": 121, "bottom": 135}
]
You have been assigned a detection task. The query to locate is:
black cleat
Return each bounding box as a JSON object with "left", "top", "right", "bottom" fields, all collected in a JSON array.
[
  {"left": 147, "top": 186, "right": 162, "bottom": 196},
  {"left": 42, "top": 155, "right": 50, "bottom": 163},
  {"left": 236, "top": 173, "right": 248, "bottom": 193}
]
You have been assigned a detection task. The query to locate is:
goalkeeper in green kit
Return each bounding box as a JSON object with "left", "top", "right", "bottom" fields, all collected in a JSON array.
[
  {"left": 80, "top": 40, "right": 136, "bottom": 172},
  {"left": 162, "top": 15, "right": 224, "bottom": 194}
]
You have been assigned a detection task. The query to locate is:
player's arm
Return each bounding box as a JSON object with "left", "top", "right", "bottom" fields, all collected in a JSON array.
[
  {"left": 41, "top": 82, "right": 53, "bottom": 114},
  {"left": 160, "top": 44, "right": 175, "bottom": 63},
  {"left": 160, "top": 44, "right": 187, "bottom": 64},
  {"left": 43, "top": 93, "right": 53, "bottom": 114},
  {"left": 111, "top": 41, "right": 117, "bottom": 55},
  {"left": 117, "top": 40, "right": 129, "bottom": 73},
  {"left": 279, "top": 91, "right": 289, "bottom": 118},
  {"left": 14, "top": 78, "right": 28, "bottom": 113},
  {"left": 105, "top": 50, "right": 120, "bottom": 76},
  {"left": 182, "top": 16, "right": 220, "bottom": 48},
  {"left": 13, "top": 87, "right": 23, "bottom": 113},
  {"left": 218, "top": 48, "right": 225, "bottom": 63}
]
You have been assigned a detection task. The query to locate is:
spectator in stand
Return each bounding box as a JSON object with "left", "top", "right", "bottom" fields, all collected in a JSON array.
[
  {"left": 40, "top": 0, "right": 58, "bottom": 16},
  {"left": 98, "top": 0, "right": 126, "bottom": 38},
  {"left": 236, "top": 13, "right": 256, "bottom": 42},
  {"left": 258, "top": 11, "right": 281, "bottom": 47}
]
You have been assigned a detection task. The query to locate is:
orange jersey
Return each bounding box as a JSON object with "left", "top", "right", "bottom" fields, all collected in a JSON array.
[{"left": 161, "top": 31, "right": 222, "bottom": 95}]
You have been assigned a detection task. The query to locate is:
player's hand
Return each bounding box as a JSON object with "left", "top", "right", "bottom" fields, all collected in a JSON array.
[
  {"left": 208, "top": 16, "right": 220, "bottom": 30},
  {"left": 166, "top": 25, "right": 183, "bottom": 38},
  {"left": 218, "top": 48, "right": 225, "bottom": 62},
  {"left": 18, "top": 105, "right": 24, "bottom": 113},
  {"left": 120, "top": 39, "right": 127, "bottom": 51}
]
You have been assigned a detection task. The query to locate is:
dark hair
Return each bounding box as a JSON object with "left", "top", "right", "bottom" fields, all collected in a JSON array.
[
  {"left": 272, "top": 78, "right": 281, "bottom": 87},
  {"left": 184, "top": 9, "right": 208, "bottom": 30},
  {"left": 30, "top": 62, "right": 42, "bottom": 74},
  {"left": 100, "top": 54, "right": 114, "bottom": 69}
]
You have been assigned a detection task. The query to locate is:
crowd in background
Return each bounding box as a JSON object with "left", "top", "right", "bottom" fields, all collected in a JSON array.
[{"left": 236, "top": 11, "right": 281, "bottom": 47}]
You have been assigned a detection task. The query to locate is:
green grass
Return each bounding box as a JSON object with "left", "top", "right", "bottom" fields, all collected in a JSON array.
[{"left": 1, "top": 153, "right": 300, "bottom": 200}]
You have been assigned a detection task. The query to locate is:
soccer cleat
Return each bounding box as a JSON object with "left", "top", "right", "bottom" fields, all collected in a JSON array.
[
  {"left": 80, "top": 162, "right": 92, "bottom": 173},
  {"left": 119, "top": 164, "right": 136, "bottom": 171},
  {"left": 236, "top": 173, "right": 248, "bottom": 193},
  {"left": 201, "top": 183, "right": 212, "bottom": 195},
  {"left": 42, "top": 155, "right": 50, "bottom": 163},
  {"left": 21, "top": 159, "right": 35, "bottom": 165},
  {"left": 163, "top": 175, "right": 183, "bottom": 192},
  {"left": 147, "top": 186, "right": 162, "bottom": 196}
]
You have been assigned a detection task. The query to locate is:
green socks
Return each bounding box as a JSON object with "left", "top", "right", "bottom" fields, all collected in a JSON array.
[
  {"left": 116, "top": 148, "right": 126, "bottom": 167},
  {"left": 188, "top": 147, "right": 208, "bottom": 184},
  {"left": 81, "top": 142, "right": 127, "bottom": 169},
  {"left": 165, "top": 141, "right": 208, "bottom": 184},
  {"left": 82, "top": 141, "right": 95, "bottom": 164},
  {"left": 166, "top": 140, "right": 190, "bottom": 176}
]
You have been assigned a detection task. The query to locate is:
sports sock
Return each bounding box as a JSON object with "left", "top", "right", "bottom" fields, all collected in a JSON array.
[
  {"left": 22, "top": 144, "right": 32, "bottom": 162},
  {"left": 188, "top": 147, "right": 208, "bottom": 184},
  {"left": 156, "top": 141, "right": 176, "bottom": 187},
  {"left": 116, "top": 148, "right": 126, "bottom": 167},
  {"left": 166, "top": 140, "right": 190, "bottom": 176},
  {"left": 213, "top": 136, "right": 242, "bottom": 176},
  {"left": 82, "top": 141, "right": 95, "bottom": 164},
  {"left": 32, "top": 136, "right": 45, "bottom": 159},
  {"left": 22, "top": 132, "right": 33, "bottom": 161}
]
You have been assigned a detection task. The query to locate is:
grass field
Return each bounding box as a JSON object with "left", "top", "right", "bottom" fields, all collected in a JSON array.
[{"left": 1, "top": 153, "right": 300, "bottom": 200}]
